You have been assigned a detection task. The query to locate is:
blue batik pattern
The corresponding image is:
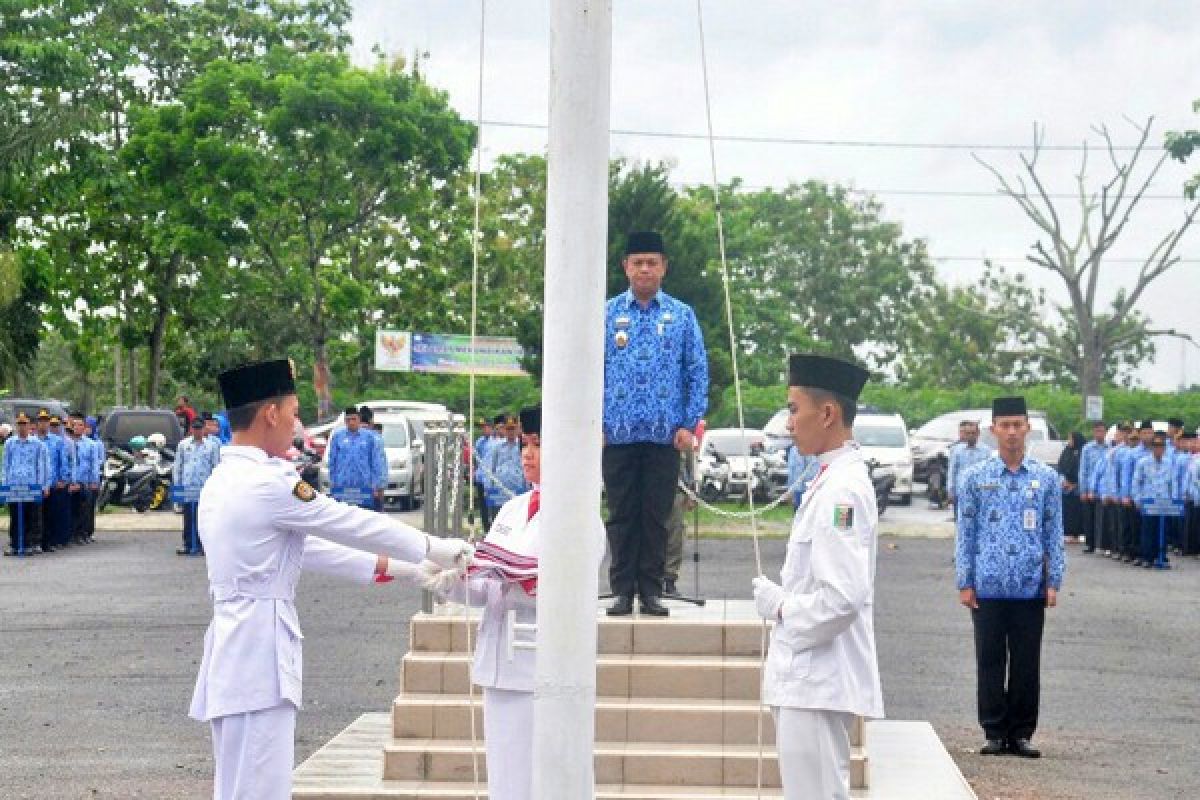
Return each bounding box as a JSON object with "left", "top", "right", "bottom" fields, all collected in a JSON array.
[
  {"left": 1118, "top": 444, "right": 1147, "bottom": 500},
  {"left": 2, "top": 436, "right": 50, "bottom": 487},
  {"left": 485, "top": 439, "right": 526, "bottom": 507},
  {"left": 71, "top": 436, "right": 98, "bottom": 484},
  {"left": 173, "top": 437, "right": 221, "bottom": 488},
  {"left": 948, "top": 442, "right": 992, "bottom": 496},
  {"left": 327, "top": 428, "right": 385, "bottom": 491},
  {"left": 1170, "top": 452, "right": 1193, "bottom": 499},
  {"left": 603, "top": 289, "right": 708, "bottom": 446},
  {"left": 1079, "top": 440, "right": 1107, "bottom": 494},
  {"left": 956, "top": 454, "right": 1066, "bottom": 600},
  {"left": 1132, "top": 456, "right": 1176, "bottom": 505}
]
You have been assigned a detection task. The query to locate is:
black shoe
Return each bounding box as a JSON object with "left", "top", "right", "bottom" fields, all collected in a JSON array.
[
  {"left": 606, "top": 596, "right": 634, "bottom": 616},
  {"left": 2, "top": 548, "right": 14, "bottom": 557},
  {"left": 28, "top": 547, "right": 42, "bottom": 555},
  {"left": 1133, "top": 559, "right": 1143, "bottom": 567},
  {"left": 42, "top": 545, "right": 56, "bottom": 553},
  {"left": 1083, "top": 547, "right": 1095, "bottom": 554},
  {"left": 664, "top": 579, "right": 677, "bottom": 596},
  {"left": 639, "top": 596, "right": 670, "bottom": 617},
  {"left": 1009, "top": 738, "right": 1041, "bottom": 758},
  {"left": 980, "top": 738, "right": 1008, "bottom": 755},
  {"left": 176, "top": 547, "right": 192, "bottom": 556}
]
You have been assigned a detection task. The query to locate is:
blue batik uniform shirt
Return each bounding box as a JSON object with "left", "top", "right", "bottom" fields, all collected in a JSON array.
[
  {"left": 948, "top": 441, "right": 993, "bottom": 497},
  {"left": 327, "top": 428, "right": 385, "bottom": 491},
  {"left": 173, "top": 436, "right": 221, "bottom": 488},
  {"left": 1132, "top": 455, "right": 1176, "bottom": 506},
  {"left": 1169, "top": 450, "right": 1192, "bottom": 499},
  {"left": 473, "top": 434, "right": 493, "bottom": 485},
  {"left": 1079, "top": 440, "right": 1107, "bottom": 495},
  {"left": 603, "top": 289, "right": 709, "bottom": 446},
  {"left": 956, "top": 454, "right": 1066, "bottom": 600},
  {"left": 3, "top": 435, "right": 50, "bottom": 488},
  {"left": 40, "top": 432, "right": 70, "bottom": 485},
  {"left": 1118, "top": 443, "right": 1147, "bottom": 500},
  {"left": 71, "top": 436, "right": 97, "bottom": 485},
  {"left": 485, "top": 438, "right": 526, "bottom": 508}
]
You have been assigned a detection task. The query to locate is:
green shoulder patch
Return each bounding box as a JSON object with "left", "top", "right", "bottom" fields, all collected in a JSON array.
[
  {"left": 832, "top": 503, "right": 854, "bottom": 530},
  {"left": 293, "top": 480, "right": 316, "bottom": 502}
]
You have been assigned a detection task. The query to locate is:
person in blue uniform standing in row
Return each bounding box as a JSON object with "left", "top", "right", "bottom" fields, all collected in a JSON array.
[
  {"left": 472, "top": 417, "right": 497, "bottom": 530},
  {"left": 43, "top": 414, "right": 76, "bottom": 552},
  {"left": 3, "top": 413, "right": 50, "bottom": 556},
  {"left": 67, "top": 411, "right": 99, "bottom": 545},
  {"left": 956, "top": 395, "right": 1065, "bottom": 760},
  {"left": 1131, "top": 431, "right": 1177, "bottom": 567},
  {"left": 326, "top": 407, "right": 385, "bottom": 510},
  {"left": 175, "top": 417, "right": 223, "bottom": 555},
  {"left": 485, "top": 414, "right": 526, "bottom": 521},
  {"left": 1077, "top": 420, "right": 1108, "bottom": 553},
  {"left": 358, "top": 406, "right": 388, "bottom": 511}
]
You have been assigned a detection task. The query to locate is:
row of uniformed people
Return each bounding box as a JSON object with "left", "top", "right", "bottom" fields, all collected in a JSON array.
[
  {"left": 1078, "top": 419, "right": 1200, "bottom": 566},
  {"left": 2, "top": 410, "right": 103, "bottom": 556},
  {"left": 325, "top": 405, "right": 388, "bottom": 510}
]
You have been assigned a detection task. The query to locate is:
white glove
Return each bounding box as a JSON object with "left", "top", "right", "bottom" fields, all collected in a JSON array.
[
  {"left": 753, "top": 575, "right": 785, "bottom": 621},
  {"left": 422, "top": 564, "right": 465, "bottom": 596},
  {"left": 426, "top": 535, "right": 475, "bottom": 569},
  {"left": 383, "top": 559, "right": 425, "bottom": 582}
]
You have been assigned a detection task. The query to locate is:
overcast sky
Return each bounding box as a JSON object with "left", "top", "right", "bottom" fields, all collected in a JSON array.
[{"left": 348, "top": 1, "right": 1200, "bottom": 392}]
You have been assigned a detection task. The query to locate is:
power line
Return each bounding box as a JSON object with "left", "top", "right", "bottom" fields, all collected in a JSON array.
[
  {"left": 932, "top": 255, "right": 1200, "bottom": 264},
  {"left": 482, "top": 118, "right": 1148, "bottom": 152},
  {"left": 666, "top": 180, "right": 1185, "bottom": 201}
]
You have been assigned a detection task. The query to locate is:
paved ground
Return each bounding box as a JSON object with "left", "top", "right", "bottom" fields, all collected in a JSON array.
[{"left": 0, "top": 508, "right": 1196, "bottom": 799}]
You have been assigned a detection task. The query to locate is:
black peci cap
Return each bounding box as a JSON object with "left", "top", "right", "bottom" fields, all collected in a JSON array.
[
  {"left": 218, "top": 359, "right": 297, "bottom": 409},
  {"left": 519, "top": 406, "right": 541, "bottom": 436},
  {"left": 1138, "top": 420, "right": 1154, "bottom": 431},
  {"left": 624, "top": 231, "right": 665, "bottom": 257},
  {"left": 788, "top": 353, "right": 869, "bottom": 401},
  {"left": 992, "top": 396, "right": 1028, "bottom": 418},
  {"left": 493, "top": 414, "right": 506, "bottom": 426},
  {"left": 1167, "top": 417, "right": 1184, "bottom": 428}
]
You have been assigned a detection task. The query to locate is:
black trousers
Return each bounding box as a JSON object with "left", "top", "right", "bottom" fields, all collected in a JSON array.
[
  {"left": 181, "top": 503, "right": 202, "bottom": 551},
  {"left": 474, "top": 482, "right": 492, "bottom": 530},
  {"left": 7, "top": 502, "right": 43, "bottom": 550},
  {"left": 1080, "top": 498, "right": 1096, "bottom": 549},
  {"left": 972, "top": 598, "right": 1046, "bottom": 742},
  {"left": 603, "top": 443, "right": 680, "bottom": 600},
  {"left": 69, "top": 489, "right": 91, "bottom": 541},
  {"left": 1184, "top": 504, "right": 1200, "bottom": 556},
  {"left": 46, "top": 487, "right": 71, "bottom": 548},
  {"left": 1118, "top": 504, "right": 1139, "bottom": 557}
]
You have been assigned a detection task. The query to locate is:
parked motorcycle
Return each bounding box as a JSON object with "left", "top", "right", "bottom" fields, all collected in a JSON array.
[
  {"left": 288, "top": 436, "right": 321, "bottom": 487},
  {"left": 97, "top": 443, "right": 172, "bottom": 513},
  {"left": 925, "top": 453, "right": 949, "bottom": 509},
  {"left": 697, "top": 452, "right": 731, "bottom": 503},
  {"left": 866, "top": 458, "right": 896, "bottom": 517}
]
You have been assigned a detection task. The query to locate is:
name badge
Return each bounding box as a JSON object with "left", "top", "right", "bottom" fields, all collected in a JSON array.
[{"left": 1023, "top": 509, "right": 1038, "bottom": 532}]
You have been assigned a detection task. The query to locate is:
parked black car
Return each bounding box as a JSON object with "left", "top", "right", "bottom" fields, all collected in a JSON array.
[
  {"left": 0, "top": 397, "right": 71, "bottom": 426},
  {"left": 99, "top": 407, "right": 184, "bottom": 451}
]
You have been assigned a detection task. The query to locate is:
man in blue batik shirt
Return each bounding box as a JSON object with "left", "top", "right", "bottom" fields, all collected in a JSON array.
[
  {"left": 956, "top": 396, "right": 1065, "bottom": 760},
  {"left": 327, "top": 407, "right": 385, "bottom": 509},
  {"left": 1116, "top": 422, "right": 1153, "bottom": 562},
  {"left": 3, "top": 413, "right": 50, "bottom": 555},
  {"left": 473, "top": 416, "right": 498, "bottom": 530},
  {"left": 485, "top": 414, "right": 526, "bottom": 516},
  {"left": 43, "top": 415, "right": 75, "bottom": 552},
  {"left": 603, "top": 231, "right": 708, "bottom": 618},
  {"left": 1131, "top": 431, "right": 1176, "bottom": 567},
  {"left": 1077, "top": 420, "right": 1108, "bottom": 554},
  {"left": 174, "top": 417, "right": 222, "bottom": 554},
  {"left": 948, "top": 419, "right": 991, "bottom": 507}
]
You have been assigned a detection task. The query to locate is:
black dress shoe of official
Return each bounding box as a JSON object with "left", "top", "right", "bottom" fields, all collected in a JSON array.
[
  {"left": 639, "top": 596, "right": 670, "bottom": 617},
  {"left": 2, "top": 547, "right": 14, "bottom": 557},
  {"left": 1083, "top": 547, "right": 1095, "bottom": 554},
  {"left": 606, "top": 595, "right": 634, "bottom": 616},
  {"left": 664, "top": 579, "right": 677, "bottom": 596},
  {"left": 176, "top": 547, "right": 192, "bottom": 556},
  {"left": 1009, "top": 738, "right": 1041, "bottom": 758},
  {"left": 980, "top": 738, "right": 1008, "bottom": 755}
]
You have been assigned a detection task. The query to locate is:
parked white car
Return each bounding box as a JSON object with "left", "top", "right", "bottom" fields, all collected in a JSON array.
[
  {"left": 910, "top": 409, "right": 1065, "bottom": 477},
  {"left": 853, "top": 412, "right": 914, "bottom": 505}
]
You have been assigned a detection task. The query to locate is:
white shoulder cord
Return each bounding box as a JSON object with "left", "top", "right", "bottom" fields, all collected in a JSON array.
[{"left": 694, "top": 2, "right": 769, "bottom": 795}]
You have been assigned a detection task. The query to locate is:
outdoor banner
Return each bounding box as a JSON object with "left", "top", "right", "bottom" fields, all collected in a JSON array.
[
  {"left": 375, "top": 330, "right": 413, "bottom": 372},
  {"left": 409, "top": 333, "right": 528, "bottom": 376}
]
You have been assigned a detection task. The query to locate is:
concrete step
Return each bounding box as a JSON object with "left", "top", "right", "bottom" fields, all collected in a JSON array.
[
  {"left": 410, "top": 612, "right": 767, "bottom": 658},
  {"left": 293, "top": 714, "right": 973, "bottom": 800},
  {"left": 384, "top": 737, "right": 846, "bottom": 788},
  {"left": 393, "top": 693, "right": 783, "bottom": 745},
  {"left": 401, "top": 651, "right": 763, "bottom": 700}
]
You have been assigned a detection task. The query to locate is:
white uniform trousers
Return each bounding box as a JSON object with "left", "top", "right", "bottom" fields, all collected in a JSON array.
[
  {"left": 483, "top": 687, "right": 533, "bottom": 800},
  {"left": 210, "top": 702, "right": 296, "bottom": 800},
  {"left": 772, "top": 707, "right": 854, "bottom": 800}
]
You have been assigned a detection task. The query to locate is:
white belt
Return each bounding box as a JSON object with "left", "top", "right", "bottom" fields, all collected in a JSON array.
[{"left": 210, "top": 573, "right": 294, "bottom": 603}]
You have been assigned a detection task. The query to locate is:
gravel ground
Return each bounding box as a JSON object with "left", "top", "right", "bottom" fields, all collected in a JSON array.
[{"left": 0, "top": 512, "right": 1196, "bottom": 800}]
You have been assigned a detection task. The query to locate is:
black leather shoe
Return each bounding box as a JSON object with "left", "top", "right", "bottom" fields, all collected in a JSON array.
[
  {"left": 1010, "top": 738, "right": 1041, "bottom": 758},
  {"left": 664, "top": 579, "right": 677, "bottom": 596},
  {"left": 639, "top": 596, "right": 669, "bottom": 617},
  {"left": 980, "top": 738, "right": 1008, "bottom": 755},
  {"left": 176, "top": 547, "right": 192, "bottom": 556},
  {"left": 606, "top": 596, "right": 634, "bottom": 616},
  {"left": 1083, "top": 547, "right": 1095, "bottom": 553}
]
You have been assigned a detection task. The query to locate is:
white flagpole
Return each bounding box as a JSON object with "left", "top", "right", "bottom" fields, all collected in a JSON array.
[{"left": 533, "top": 1, "right": 610, "bottom": 798}]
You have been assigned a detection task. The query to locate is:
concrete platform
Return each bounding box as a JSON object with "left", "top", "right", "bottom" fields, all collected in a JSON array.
[{"left": 292, "top": 713, "right": 975, "bottom": 800}]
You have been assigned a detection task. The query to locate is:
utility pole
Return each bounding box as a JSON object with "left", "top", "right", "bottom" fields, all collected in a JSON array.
[{"left": 532, "top": 2, "right": 610, "bottom": 798}]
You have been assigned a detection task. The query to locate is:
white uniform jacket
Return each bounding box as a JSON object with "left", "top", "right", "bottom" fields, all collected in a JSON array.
[
  {"left": 762, "top": 442, "right": 884, "bottom": 719},
  {"left": 450, "top": 490, "right": 540, "bottom": 693},
  {"left": 189, "top": 445, "right": 428, "bottom": 722}
]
